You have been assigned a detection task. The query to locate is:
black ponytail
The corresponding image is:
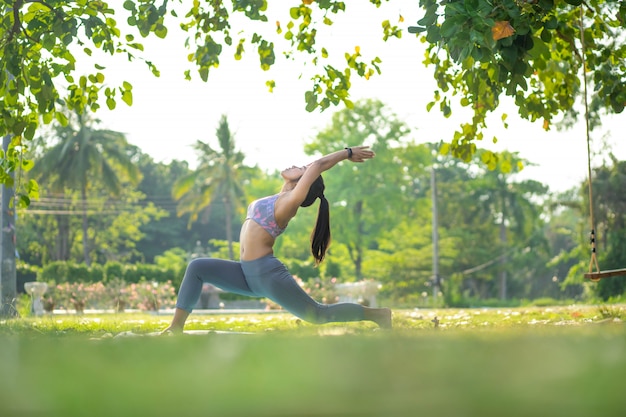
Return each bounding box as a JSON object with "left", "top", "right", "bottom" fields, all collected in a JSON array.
[{"left": 300, "top": 176, "right": 331, "bottom": 265}]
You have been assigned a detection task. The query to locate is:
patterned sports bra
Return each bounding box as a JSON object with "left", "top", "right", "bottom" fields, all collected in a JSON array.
[{"left": 246, "top": 194, "right": 286, "bottom": 238}]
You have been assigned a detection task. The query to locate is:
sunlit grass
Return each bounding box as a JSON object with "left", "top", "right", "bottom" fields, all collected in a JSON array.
[
  {"left": 2, "top": 304, "right": 622, "bottom": 336},
  {"left": 1, "top": 305, "right": 624, "bottom": 417}
]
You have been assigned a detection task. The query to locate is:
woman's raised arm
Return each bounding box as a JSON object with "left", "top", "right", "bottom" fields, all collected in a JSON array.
[
  {"left": 279, "top": 146, "right": 376, "bottom": 213},
  {"left": 299, "top": 146, "right": 375, "bottom": 187}
]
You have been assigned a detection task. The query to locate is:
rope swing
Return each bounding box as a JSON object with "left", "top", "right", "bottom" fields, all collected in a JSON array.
[{"left": 578, "top": 6, "right": 626, "bottom": 281}]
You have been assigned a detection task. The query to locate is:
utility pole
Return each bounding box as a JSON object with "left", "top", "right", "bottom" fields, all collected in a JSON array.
[
  {"left": 0, "top": 133, "right": 17, "bottom": 317},
  {"left": 431, "top": 166, "right": 440, "bottom": 304}
]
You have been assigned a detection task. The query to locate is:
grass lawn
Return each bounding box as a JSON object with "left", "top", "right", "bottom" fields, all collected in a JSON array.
[{"left": 1, "top": 305, "right": 624, "bottom": 417}]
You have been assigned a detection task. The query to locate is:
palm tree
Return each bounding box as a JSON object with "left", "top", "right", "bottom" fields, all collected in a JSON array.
[
  {"left": 32, "top": 112, "right": 141, "bottom": 265},
  {"left": 172, "top": 115, "right": 248, "bottom": 260}
]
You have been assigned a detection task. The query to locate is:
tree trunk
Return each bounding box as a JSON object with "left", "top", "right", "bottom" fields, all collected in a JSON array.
[
  {"left": 81, "top": 186, "right": 90, "bottom": 265},
  {"left": 0, "top": 134, "right": 17, "bottom": 317},
  {"left": 499, "top": 215, "right": 507, "bottom": 300},
  {"left": 55, "top": 214, "right": 70, "bottom": 260},
  {"left": 354, "top": 200, "right": 363, "bottom": 280}
]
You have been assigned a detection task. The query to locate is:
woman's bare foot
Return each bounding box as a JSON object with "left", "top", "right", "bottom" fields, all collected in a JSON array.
[
  {"left": 160, "top": 325, "right": 183, "bottom": 335},
  {"left": 161, "top": 308, "right": 191, "bottom": 335},
  {"left": 376, "top": 308, "right": 393, "bottom": 329}
]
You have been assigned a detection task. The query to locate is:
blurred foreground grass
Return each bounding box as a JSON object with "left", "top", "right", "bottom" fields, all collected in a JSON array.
[{"left": 0, "top": 305, "right": 624, "bottom": 417}]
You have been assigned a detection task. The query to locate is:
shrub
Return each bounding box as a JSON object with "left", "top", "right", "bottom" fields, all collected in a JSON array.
[
  {"left": 39, "top": 261, "right": 70, "bottom": 283},
  {"left": 67, "top": 263, "right": 102, "bottom": 283},
  {"left": 282, "top": 259, "right": 320, "bottom": 280},
  {"left": 123, "top": 263, "right": 174, "bottom": 284},
  {"left": 17, "top": 262, "right": 39, "bottom": 293},
  {"left": 125, "top": 279, "right": 176, "bottom": 311},
  {"left": 103, "top": 262, "right": 124, "bottom": 283}
]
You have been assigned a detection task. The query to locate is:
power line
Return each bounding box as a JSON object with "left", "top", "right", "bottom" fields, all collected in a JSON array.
[{"left": 18, "top": 193, "right": 181, "bottom": 215}]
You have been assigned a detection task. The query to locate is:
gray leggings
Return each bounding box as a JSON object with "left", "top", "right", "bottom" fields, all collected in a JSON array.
[{"left": 175, "top": 255, "right": 365, "bottom": 324}]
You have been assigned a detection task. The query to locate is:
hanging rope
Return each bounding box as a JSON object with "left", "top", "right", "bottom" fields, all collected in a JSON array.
[
  {"left": 579, "top": 6, "right": 601, "bottom": 280},
  {"left": 579, "top": 6, "right": 626, "bottom": 281}
]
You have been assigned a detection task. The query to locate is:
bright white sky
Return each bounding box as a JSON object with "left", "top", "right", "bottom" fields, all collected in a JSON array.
[{"left": 89, "top": 1, "right": 624, "bottom": 194}]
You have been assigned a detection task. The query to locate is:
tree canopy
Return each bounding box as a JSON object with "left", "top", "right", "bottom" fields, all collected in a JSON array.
[
  {"left": 411, "top": 0, "right": 626, "bottom": 162},
  {"left": 1, "top": 0, "right": 624, "bottom": 205}
]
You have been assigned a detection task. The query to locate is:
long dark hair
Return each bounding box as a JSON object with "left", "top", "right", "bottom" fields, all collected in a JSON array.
[{"left": 300, "top": 175, "right": 330, "bottom": 265}]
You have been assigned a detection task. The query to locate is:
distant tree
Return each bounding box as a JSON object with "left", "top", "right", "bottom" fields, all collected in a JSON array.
[
  {"left": 583, "top": 155, "right": 626, "bottom": 299},
  {"left": 31, "top": 112, "right": 141, "bottom": 265},
  {"left": 467, "top": 151, "right": 548, "bottom": 299},
  {"left": 305, "top": 99, "right": 416, "bottom": 279},
  {"left": 134, "top": 156, "right": 198, "bottom": 262},
  {"left": 172, "top": 115, "right": 249, "bottom": 260}
]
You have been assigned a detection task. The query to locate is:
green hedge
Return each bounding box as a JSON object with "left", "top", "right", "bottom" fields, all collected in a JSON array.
[
  {"left": 103, "top": 262, "right": 124, "bottom": 282},
  {"left": 123, "top": 264, "right": 173, "bottom": 284},
  {"left": 17, "top": 262, "right": 40, "bottom": 293},
  {"left": 37, "top": 261, "right": 178, "bottom": 286}
]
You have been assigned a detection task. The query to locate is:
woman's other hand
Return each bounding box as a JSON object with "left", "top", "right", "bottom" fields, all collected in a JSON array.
[{"left": 349, "top": 146, "right": 375, "bottom": 162}]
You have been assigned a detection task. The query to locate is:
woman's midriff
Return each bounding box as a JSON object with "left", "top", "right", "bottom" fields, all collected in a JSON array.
[{"left": 239, "top": 219, "right": 275, "bottom": 261}]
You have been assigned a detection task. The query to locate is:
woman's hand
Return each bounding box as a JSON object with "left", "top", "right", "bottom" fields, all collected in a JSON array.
[{"left": 348, "top": 146, "right": 375, "bottom": 162}]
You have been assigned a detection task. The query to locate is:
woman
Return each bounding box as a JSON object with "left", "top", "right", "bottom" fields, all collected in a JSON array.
[{"left": 163, "top": 146, "right": 392, "bottom": 332}]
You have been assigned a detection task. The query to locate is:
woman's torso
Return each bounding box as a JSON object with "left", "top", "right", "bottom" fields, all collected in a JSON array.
[{"left": 240, "top": 193, "right": 292, "bottom": 261}]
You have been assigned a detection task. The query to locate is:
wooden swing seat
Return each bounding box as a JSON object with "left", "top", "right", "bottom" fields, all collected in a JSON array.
[{"left": 584, "top": 268, "right": 626, "bottom": 281}]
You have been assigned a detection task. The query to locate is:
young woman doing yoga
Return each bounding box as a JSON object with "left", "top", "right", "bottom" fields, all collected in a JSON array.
[{"left": 163, "top": 146, "right": 392, "bottom": 332}]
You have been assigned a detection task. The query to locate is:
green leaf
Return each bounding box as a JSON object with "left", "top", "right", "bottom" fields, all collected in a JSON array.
[
  {"left": 544, "top": 17, "right": 558, "bottom": 30},
  {"left": 21, "top": 158, "right": 34, "bottom": 171},
  {"left": 538, "top": 0, "right": 555, "bottom": 11},
  {"left": 155, "top": 24, "right": 168, "bottom": 39},
  {"left": 540, "top": 28, "right": 552, "bottom": 42},
  {"left": 42, "top": 112, "right": 54, "bottom": 124},
  {"left": 24, "top": 122, "right": 37, "bottom": 140},
  {"left": 121, "top": 90, "right": 133, "bottom": 106},
  {"left": 426, "top": 25, "right": 441, "bottom": 43},
  {"left": 55, "top": 112, "right": 68, "bottom": 126},
  {"left": 440, "top": 17, "right": 461, "bottom": 38},
  {"left": 18, "top": 195, "right": 30, "bottom": 209},
  {"left": 407, "top": 26, "right": 425, "bottom": 34},
  {"left": 500, "top": 46, "right": 518, "bottom": 69},
  {"left": 501, "top": 159, "right": 512, "bottom": 173},
  {"left": 305, "top": 91, "right": 317, "bottom": 112},
  {"left": 417, "top": 12, "right": 437, "bottom": 27},
  {"left": 27, "top": 179, "right": 39, "bottom": 198}
]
